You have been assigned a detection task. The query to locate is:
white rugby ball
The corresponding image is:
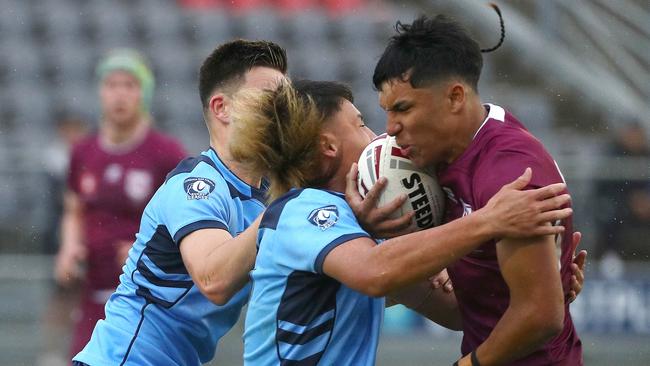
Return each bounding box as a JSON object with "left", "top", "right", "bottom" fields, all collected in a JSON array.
[{"left": 357, "top": 134, "right": 445, "bottom": 230}]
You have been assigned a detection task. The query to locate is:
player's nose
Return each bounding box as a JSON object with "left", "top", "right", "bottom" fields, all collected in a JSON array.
[{"left": 386, "top": 116, "right": 402, "bottom": 137}]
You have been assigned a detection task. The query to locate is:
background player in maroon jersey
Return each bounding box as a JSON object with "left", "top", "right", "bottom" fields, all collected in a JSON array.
[
  {"left": 366, "top": 11, "right": 586, "bottom": 366},
  {"left": 53, "top": 49, "right": 186, "bottom": 357}
]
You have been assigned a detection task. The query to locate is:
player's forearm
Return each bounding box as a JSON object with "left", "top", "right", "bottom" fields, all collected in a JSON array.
[
  {"left": 468, "top": 303, "right": 563, "bottom": 366},
  {"left": 204, "top": 237, "right": 256, "bottom": 304},
  {"left": 467, "top": 235, "right": 565, "bottom": 366},
  {"left": 389, "top": 280, "right": 462, "bottom": 330},
  {"left": 201, "top": 217, "right": 261, "bottom": 305},
  {"left": 60, "top": 201, "right": 83, "bottom": 252},
  {"left": 365, "top": 211, "right": 493, "bottom": 296}
]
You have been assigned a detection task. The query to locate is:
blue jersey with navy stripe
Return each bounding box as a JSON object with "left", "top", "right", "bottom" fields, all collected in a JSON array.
[
  {"left": 243, "top": 188, "right": 385, "bottom": 366},
  {"left": 74, "top": 148, "right": 266, "bottom": 366}
]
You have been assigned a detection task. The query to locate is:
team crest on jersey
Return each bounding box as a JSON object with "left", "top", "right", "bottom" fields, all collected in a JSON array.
[
  {"left": 308, "top": 205, "right": 339, "bottom": 230},
  {"left": 184, "top": 177, "right": 215, "bottom": 200},
  {"left": 125, "top": 169, "right": 153, "bottom": 202}
]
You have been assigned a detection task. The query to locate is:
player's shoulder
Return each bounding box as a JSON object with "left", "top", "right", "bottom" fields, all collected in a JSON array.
[
  {"left": 262, "top": 188, "right": 348, "bottom": 230},
  {"left": 292, "top": 188, "right": 347, "bottom": 209},
  {"left": 165, "top": 152, "right": 219, "bottom": 179},
  {"left": 162, "top": 152, "right": 229, "bottom": 199},
  {"left": 71, "top": 132, "right": 99, "bottom": 155},
  {"left": 479, "top": 104, "right": 545, "bottom": 155}
]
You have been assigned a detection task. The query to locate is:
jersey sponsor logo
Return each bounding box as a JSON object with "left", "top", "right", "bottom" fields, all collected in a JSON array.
[
  {"left": 308, "top": 205, "right": 339, "bottom": 230},
  {"left": 183, "top": 177, "right": 215, "bottom": 200}
]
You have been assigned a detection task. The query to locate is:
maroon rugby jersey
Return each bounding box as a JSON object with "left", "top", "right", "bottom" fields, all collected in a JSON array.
[
  {"left": 438, "top": 104, "right": 582, "bottom": 365},
  {"left": 67, "top": 128, "right": 186, "bottom": 291}
]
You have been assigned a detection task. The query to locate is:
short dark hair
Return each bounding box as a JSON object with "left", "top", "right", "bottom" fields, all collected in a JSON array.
[
  {"left": 293, "top": 80, "right": 354, "bottom": 122},
  {"left": 198, "top": 39, "right": 288, "bottom": 109},
  {"left": 373, "top": 15, "right": 483, "bottom": 91}
]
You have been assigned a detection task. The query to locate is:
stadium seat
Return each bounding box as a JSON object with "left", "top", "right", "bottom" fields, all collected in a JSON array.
[
  {"left": 185, "top": 11, "right": 234, "bottom": 57},
  {"left": 153, "top": 83, "right": 202, "bottom": 129},
  {"left": 334, "top": 12, "right": 387, "bottom": 46},
  {"left": 274, "top": 0, "right": 318, "bottom": 13},
  {"left": 0, "top": 0, "right": 33, "bottom": 36},
  {"left": 339, "top": 42, "right": 382, "bottom": 87},
  {"left": 4, "top": 83, "right": 53, "bottom": 133},
  {"left": 290, "top": 43, "right": 343, "bottom": 81},
  {"left": 155, "top": 85, "right": 205, "bottom": 153},
  {"left": 351, "top": 89, "right": 385, "bottom": 133},
  {"left": 33, "top": 0, "right": 85, "bottom": 39},
  {"left": 137, "top": 0, "right": 186, "bottom": 42},
  {"left": 45, "top": 40, "right": 97, "bottom": 85},
  {"left": 51, "top": 81, "right": 100, "bottom": 123},
  {"left": 87, "top": 2, "right": 139, "bottom": 50},
  {"left": 284, "top": 10, "right": 331, "bottom": 47},
  {"left": 147, "top": 43, "right": 196, "bottom": 84},
  {"left": 0, "top": 39, "right": 44, "bottom": 85},
  {"left": 232, "top": 9, "right": 284, "bottom": 43}
]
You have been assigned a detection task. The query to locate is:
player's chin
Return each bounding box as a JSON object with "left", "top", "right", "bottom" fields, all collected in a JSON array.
[{"left": 409, "top": 155, "right": 428, "bottom": 170}]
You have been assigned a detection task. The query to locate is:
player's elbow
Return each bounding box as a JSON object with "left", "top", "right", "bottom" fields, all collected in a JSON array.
[
  {"left": 198, "top": 278, "right": 235, "bottom": 306},
  {"left": 528, "top": 301, "right": 565, "bottom": 340},
  {"left": 355, "top": 268, "right": 396, "bottom": 298}
]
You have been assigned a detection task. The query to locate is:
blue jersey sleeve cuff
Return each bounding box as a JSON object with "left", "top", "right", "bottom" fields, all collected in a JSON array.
[
  {"left": 314, "top": 233, "right": 370, "bottom": 274},
  {"left": 173, "top": 220, "right": 229, "bottom": 245}
]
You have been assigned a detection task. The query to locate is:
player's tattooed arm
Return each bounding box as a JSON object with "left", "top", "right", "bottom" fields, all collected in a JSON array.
[{"left": 180, "top": 215, "right": 262, "bottom": 305}]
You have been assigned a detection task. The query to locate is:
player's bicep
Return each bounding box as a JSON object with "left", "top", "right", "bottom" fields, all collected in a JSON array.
[
  {"left": 321, "top": 236, "right": 379, "bottom": 293},
  {"left": 496, "top": 234, "right": 564, "bottom": 313},
  {"left": 179, "top": 228, "right": 232, "bottom": 286},
  {"left": 474, "top": 150, "right": 552, "bottom": 207}
]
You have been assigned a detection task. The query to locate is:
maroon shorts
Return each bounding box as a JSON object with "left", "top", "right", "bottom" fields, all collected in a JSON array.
[{"left": 69, "top": 290, "right": 110, "bottom": 358}]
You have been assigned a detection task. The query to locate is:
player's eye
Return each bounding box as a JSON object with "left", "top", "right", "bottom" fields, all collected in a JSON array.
[{"left": 358, "top": 115, "right": 366, "bottom": 127}]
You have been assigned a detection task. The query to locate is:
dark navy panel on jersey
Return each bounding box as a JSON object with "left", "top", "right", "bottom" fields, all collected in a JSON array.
[
  {"left": 243, "top": 188, "right": 384, "bottom": 366},
  {"left": 74, "top": 148, "right": 265, "bottom": 366}
]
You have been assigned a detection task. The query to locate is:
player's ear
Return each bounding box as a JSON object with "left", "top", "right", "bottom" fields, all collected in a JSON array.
[
  {"left": 319, "top": 131, "right": 338, "bottom": 158},
  {"left": 209, "top": 94, "right": 230, "bottom": 124},
  {"left": 448, "top": 83, "right": 465, "bottom": 113}
]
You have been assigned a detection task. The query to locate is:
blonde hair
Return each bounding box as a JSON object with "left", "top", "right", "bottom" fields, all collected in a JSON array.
[{"left": 230, "top": 83, "right": 325, "bottom": 202}]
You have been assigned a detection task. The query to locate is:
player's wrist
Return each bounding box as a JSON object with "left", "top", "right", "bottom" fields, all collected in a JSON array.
[
  {"left": 471, "top": 350, "right": 482, "bottom": 366},
  {"left": 468, "top": 208, "right": 499, "bottom": 241},
  {"left": 455, "top": 350, "right": 481, "bottom": 366}
]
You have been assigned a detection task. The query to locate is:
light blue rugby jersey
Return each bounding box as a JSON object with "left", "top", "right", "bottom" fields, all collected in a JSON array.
[
  {"left": 243, "top": 188, "right": 385, "bottom": 366},
  {"left": 74, "top": 148, "right": 266, "bottom": 366}
]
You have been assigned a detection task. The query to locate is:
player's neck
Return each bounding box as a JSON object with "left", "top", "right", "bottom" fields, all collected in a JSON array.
[
  {"left": 446, "top": 99, "right": 487, "bottom": 164},
  {"left": 210, "top": 139, "right": 263, "bottom": 189},
  {"left": 308, "top": 155, "right": 343, "bottom": 194},
  {"left": 100, "top": 117, "right": 149, "bottom": 151}
]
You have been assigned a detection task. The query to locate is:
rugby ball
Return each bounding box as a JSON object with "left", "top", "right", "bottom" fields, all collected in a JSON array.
[{"left": 357, "top": 134, "right": 445, "bottom": 230}]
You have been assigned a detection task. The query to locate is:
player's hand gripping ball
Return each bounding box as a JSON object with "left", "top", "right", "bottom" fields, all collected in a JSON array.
[{"left": 357, "top": 134, "right": 445, "bottom": 230}]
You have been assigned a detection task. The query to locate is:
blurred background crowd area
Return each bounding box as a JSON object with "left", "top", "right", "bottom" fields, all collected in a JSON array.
[{"left": 0, "top": 0, "right": 649, "bottom": 365}]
